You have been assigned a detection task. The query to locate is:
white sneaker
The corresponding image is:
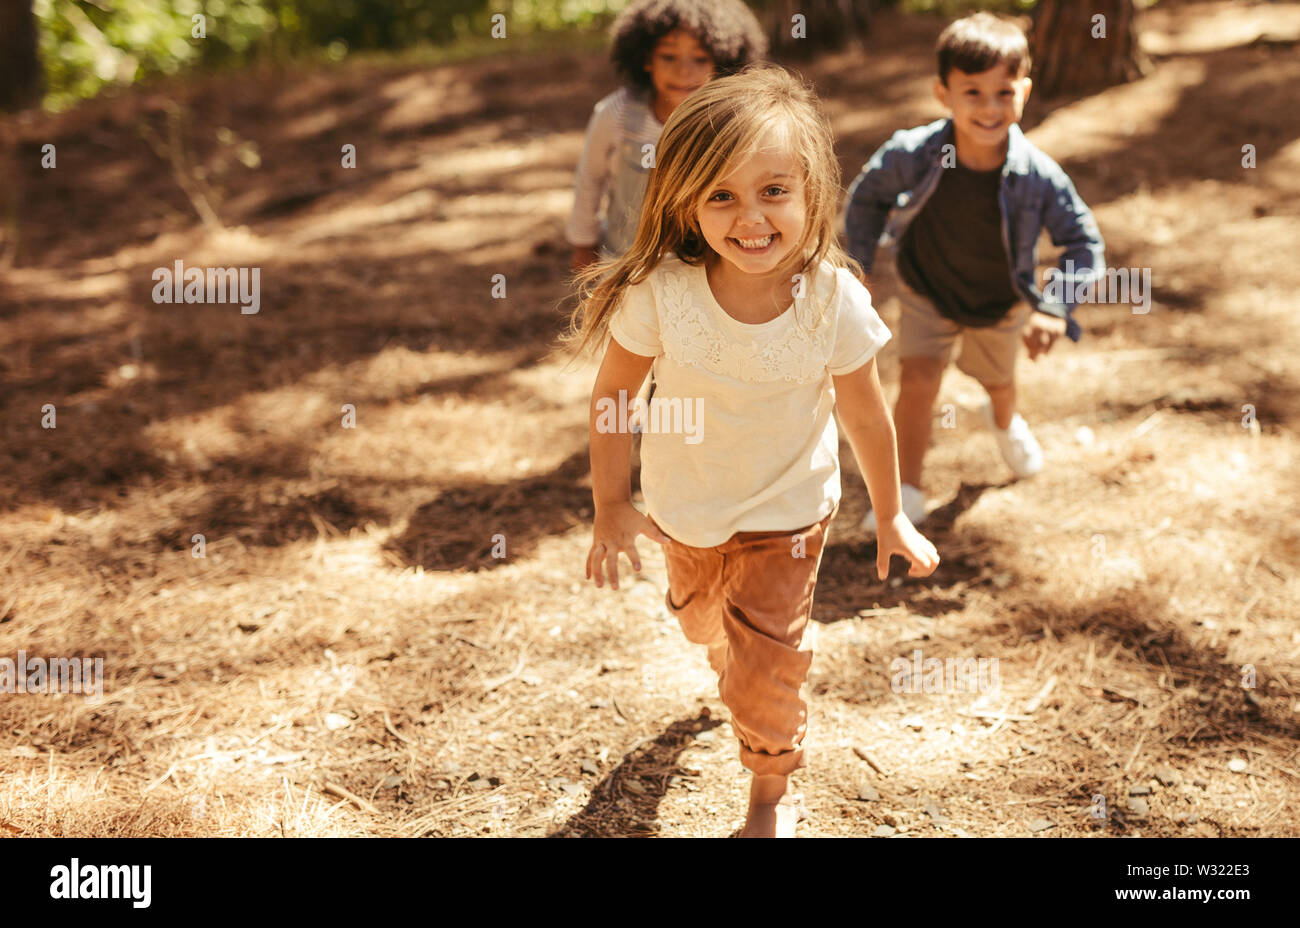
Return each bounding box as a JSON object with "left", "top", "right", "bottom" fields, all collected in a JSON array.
[
  {"left": 980, "top": 400, "right": 1042, "bottom": 478},
  {"left": 861, "top": 483, "right": 927, "bottom": 534}
]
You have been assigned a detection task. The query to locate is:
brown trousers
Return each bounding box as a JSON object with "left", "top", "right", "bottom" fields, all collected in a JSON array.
[{"left": 650, "top": 505, "right": 837, "bottom": 776}]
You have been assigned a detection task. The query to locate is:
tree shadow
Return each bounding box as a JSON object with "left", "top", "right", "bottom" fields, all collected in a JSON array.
[
  {"left": 814, "top": 482, "right": 998, "bottom": 622},
  {"left": 549, "top": 712, "right": 722, "bottom": 838},
  {"left": 384, "top": 449, "right": 602, "bottom": 572}
]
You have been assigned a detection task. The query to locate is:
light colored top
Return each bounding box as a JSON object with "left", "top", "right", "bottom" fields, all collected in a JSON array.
[
  {"left": 565, "top": 87, "right": 663, "bottom": 256},
  {"left": 608, "top": 253, "right": 892, "bottom": 547}
]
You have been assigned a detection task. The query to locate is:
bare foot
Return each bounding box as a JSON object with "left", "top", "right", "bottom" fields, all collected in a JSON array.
[{"left": 738, "top": 774, "right": 799, "bottom": 838}]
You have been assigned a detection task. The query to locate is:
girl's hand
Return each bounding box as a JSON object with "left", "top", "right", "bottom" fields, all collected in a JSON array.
[
  {"left": 572, "top": 246, "right": 601, "bottom": 273},
  {"left": 586, "top": 501, "right": 672, "bottom": 590},
  {"left": 875, "top": 513, "right": 939, "bottom": 580}
]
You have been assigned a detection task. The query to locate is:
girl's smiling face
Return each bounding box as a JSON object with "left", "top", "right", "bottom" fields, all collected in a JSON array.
[
  {"left": 697, "top": 128, "right": 806, "bottom": 280},
  {"left": 645, "top": 28, "right": 715, "bottom": 116}
]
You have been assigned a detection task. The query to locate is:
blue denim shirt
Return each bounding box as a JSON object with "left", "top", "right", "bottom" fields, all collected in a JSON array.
[{"left": 843, "top": 118, "right": 1105, "bottom": 341}]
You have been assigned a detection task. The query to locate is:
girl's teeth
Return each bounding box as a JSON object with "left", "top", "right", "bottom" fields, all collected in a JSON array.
[{"left": 736, "top": 235, "right": 773, "bottom": 249}]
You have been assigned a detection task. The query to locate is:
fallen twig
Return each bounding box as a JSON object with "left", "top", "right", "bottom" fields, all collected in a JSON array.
[{"left": 322, "top": 780, "right": 379, "bottom": 814}]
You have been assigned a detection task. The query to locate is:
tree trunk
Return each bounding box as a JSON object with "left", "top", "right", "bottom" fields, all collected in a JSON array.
[
  {"left": 0, "top": 0, "right": 42, "bottom": 111},
  {"left": 1031, "top": 0, "right": 1147, "bottom": 98},
  {"left": 768, "top": 0, "right": 873, "bottom": 60}
]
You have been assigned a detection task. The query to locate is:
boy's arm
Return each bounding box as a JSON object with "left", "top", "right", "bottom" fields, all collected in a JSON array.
[
  {"left": 1039, "top": 167, "right": 1106, "bottom": 342},
  {"left": 843, "top": 134, "right": 914, "bottom": 273}
]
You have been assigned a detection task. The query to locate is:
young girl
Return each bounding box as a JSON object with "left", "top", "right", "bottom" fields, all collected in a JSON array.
[
  {"left": 565, "top": 67, "right": 940, "bottom": 838},
  {"left": 566, "top": 0, "right": 766, "bottom": 272}
]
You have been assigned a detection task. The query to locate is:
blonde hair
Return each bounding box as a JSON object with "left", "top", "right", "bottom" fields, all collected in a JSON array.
[{"left": 562, "top": 66, "right": 860, "bottom": 360}]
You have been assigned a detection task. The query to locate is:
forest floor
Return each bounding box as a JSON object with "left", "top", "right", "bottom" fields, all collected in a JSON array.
[{"left": 1, "top": 0, "right": 1299, "bottom": 837}]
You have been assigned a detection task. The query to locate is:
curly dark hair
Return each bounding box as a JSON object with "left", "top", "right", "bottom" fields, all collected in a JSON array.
[{"left": 610, "top": 0, "right": 768, "bottom": 93}]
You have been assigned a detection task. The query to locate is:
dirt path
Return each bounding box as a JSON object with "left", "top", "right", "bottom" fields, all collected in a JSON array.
[{"left": 1, "top": 2, "right": 1297, "bottom": 837}]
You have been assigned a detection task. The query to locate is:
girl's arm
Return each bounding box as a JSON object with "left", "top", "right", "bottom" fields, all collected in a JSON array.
[
  {"left": 832, "top": 357, "right": 939, "bottom": 580},
  {"left": 566, "top": 99, "right": 620, "bottom": 261},
  {"left": 587, "top": 338, "right": 671, "bottom": 590}
]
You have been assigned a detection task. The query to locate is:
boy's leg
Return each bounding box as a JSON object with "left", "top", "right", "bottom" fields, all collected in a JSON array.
[
  {"left": 955, "top": 303, "right": 1031, "bottom": 421},
  {"left": 715, "top": 507, "right": 836, "bottom": 777},
  {"left": 956, "top": 305, "right": 1043, "bottom": 476},
  {"left": 895, "top": 357, "right": 946, "bottom": 488},
  {"left": 983, "top": 379, "right": 1016, "bottom": 429},
  {"left": 894, "top": 279, "right": 960, "bottom": 489}
]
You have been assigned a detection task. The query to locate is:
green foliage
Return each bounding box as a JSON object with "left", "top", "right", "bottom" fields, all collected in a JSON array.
[
  {"left": 35, "top": 0, "right": 273, "bottom": 109},
  {"left": 34, "top": 0, "right": 632, "bottom": 109},
  {"left": 897, "top": 0, "right": 1036, "bottom": 14}
]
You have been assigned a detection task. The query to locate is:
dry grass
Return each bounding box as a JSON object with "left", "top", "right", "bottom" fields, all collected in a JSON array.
[{"left": 1, "top": 2, "right": 1297, "bottom": 837}]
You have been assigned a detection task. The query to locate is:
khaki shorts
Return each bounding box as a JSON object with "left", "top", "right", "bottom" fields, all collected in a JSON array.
[{"left": 888, "top": 261, "right": 1031, "bottom": 387}]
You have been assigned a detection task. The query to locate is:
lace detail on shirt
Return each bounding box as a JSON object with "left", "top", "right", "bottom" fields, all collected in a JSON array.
[{"left": 656, "top": 265, "right": 835, "bottom": 384}]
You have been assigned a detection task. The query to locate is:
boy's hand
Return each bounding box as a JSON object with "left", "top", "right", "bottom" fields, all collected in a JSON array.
[
  {"left": 875, "top": 513, "right": 940, "bottom": 581},
  {"left": 1023, "top": 312, "right": 1067, "bottom": 361},
  {"left": 586, "top": 500, "right": 672, "bottom": 591},
  {"left": 572, "top": 246, "right": 601, "bottom": 273}
]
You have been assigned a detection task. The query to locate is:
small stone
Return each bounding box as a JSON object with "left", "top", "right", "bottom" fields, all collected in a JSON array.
[
  {"left": 694, "top": 730, "right": 717, "bottom": 744},
  {"left": 623, "top": 779, "right": 647, "bottom": 795},
  {"left": 579, "top": 759, "right": 599, "bottom": 776},
  {"left": 560, "top": 782, "right": 584, "bottom": 797},
  {"left": 1153, "top": 766, "right": 1179, "bottom": 786},
  {"left": 589, "top": 698, "right": 610, "bottom": 709},
  {"left": 1027, "top": 818, "right": 1055, "bottom": 833},
  {"left": 1227, "top": 758, "right": 1248, "bottom": 773},
  {"left": 380, "top": 774, "right": 404, "bottom": 789},
  {"left": 882, "top": 813, "right": 898, "bottom": 827},
  {"left": 1129, "top": 785, "right": 1152, "bottom": 796},
  {"left": 923, "top": 800, "right": 949, "bottom": 825},
  {"left": 1127, "top": 797, "right": 1149, "bottom": 817},
  {"left": 324, "top": 712, "right": 351, "bottom": 731},
  {"left": 857, "top": 783, "right": 880, "bottom": 802},
  {"left": 872, "top": 824, "right": 896, "bottom": 837}
]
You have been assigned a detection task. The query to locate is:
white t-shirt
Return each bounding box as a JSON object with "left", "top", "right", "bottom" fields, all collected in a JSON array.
[{"left": 608, "top": 253, "right": 891, "bottom": 547}]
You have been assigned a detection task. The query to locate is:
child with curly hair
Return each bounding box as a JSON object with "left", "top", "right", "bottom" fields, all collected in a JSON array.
[{"left": 566, "top": 0, "right": 767, "bottom": 272}]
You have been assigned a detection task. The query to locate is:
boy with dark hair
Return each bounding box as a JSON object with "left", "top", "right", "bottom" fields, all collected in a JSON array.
[{"left": 845, "top": 12, "right": 1105, "bottom": 531}]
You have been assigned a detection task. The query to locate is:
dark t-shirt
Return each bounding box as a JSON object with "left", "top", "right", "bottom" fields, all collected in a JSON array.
[{"left": 896, "top": 161, "right": 1019, "bottom": 327}]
